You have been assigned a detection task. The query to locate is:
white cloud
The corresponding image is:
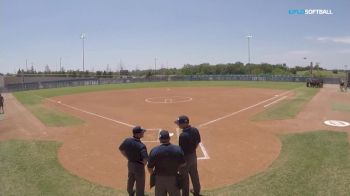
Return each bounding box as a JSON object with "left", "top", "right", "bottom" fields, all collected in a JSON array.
[{"left": 316, "top": 36, "right": 350, "bottom": 44}]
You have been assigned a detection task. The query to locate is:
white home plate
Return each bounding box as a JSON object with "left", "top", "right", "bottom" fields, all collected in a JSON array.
[
  {"left": 324, "top": 120, "right": 350, "bottom": 127},
  {"left": 169, "top": 133, "right": 174, "bottom": 137}
]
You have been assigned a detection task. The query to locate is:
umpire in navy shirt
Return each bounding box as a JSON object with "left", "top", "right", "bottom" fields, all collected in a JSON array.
[
  {"left": 147, "top": 130, "right": 186, "bottom": 196},
  {"left": 119, "top": 126, "right": 148, "bottom": 196},
  {"left": 175, "top": 115, "right": 202, "bottom": 196}
]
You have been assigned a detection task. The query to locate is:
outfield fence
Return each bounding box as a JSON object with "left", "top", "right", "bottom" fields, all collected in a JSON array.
[{"left": 1, "top": 75, "right": 342, "bottom": 92}]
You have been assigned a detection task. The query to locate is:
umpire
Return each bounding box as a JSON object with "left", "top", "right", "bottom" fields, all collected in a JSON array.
[
  {"left": 119, "top": 126, "right": 148, "bottom": 196},
  {"left": 175, "top": 115, "right": 202, "bottom": 196},
  {"left": 147, "top": 130, "right": 186, "bottom": 196}
]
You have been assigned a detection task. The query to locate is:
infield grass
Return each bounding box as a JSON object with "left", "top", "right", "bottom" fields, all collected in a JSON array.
[
  {"left": 205, "top": 131, "right": 350, "bottom": 196},
  {"left": 332, "top": 102, "right": 350, "bottom": 113},
  {"left": 13, "top": 81, "right": 302, "bottom": 127},
  {"left": 13, "top": 92, "right": 83, "bottom": 127},
  {"left": 28, "top": 105, "right": 84, "bottom": 126},
  {"left": 252, "top": 87, "right": 319, "bottom": 120}
]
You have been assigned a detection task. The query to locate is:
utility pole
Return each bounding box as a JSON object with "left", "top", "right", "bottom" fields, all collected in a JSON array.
[
  {"left": 119, "top": 59, "right": 123, "bottom": 70},
  {"left": 59, "top": 57, "right": 62, "bottom": 71},
  {"left": 310, "top": 62, "right": 313, "bottom": 76},
  {"left": 154, "top": 57, "right": 157, "bottom": 75}
]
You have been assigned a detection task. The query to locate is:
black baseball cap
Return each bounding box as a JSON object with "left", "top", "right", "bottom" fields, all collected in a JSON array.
[
  {"left": 159, "top": 130, "right": 170, "bottom": 140},
  {"left": 174, "top": 115, "right": 189, "bottom": 124},
  {"left": 132, "top": 126, "right": 146, "bottom": 134}
]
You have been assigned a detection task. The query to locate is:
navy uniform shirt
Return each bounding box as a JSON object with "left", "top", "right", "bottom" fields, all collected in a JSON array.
[
  {"left": 119, "top": 137, "right": 148, "bottom": 164},
  {"left": 147, "top": 143, "right": 185, "bottom": 176},
  {"left": 179, "top": 126, "right": 201, "bottom": 156}
]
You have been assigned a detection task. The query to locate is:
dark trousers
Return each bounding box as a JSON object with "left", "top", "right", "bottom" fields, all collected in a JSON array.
[
  {"left": 127, "top": 162, "right": 145, "bottom": 196},
  {"left": 180, "top": 153, "right": 201, "bottom": 196},
  {"left": 155, "top": 175, "right": 181, "bottom": 196}
]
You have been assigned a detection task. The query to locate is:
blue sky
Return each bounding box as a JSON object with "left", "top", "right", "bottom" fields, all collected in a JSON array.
[{"left": 1, "top": 0, "right": 349, "bottom": 73}]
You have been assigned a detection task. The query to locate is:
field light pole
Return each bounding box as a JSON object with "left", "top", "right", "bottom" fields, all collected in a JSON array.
[
  {"left": 247, "top": 34, "right": 252, "bottom": 65},
  {"left": 81, "top": 33, "right": 86, "bottom": 71},
  {"left": 246, "top": 34, "right": 252, "bottom": 74}
]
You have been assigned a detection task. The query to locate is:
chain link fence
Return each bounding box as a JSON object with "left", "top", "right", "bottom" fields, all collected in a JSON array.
[{"left": 2, "top": 75, "right": 342, "bottom": 92}]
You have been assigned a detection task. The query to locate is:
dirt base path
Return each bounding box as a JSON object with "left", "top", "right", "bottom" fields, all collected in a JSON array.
[
  {"left": 0, "top": 94, "right": 79, "bottom": 143},
  {"left": 0, "top": 93, "right": 48, "bottom": 141},
  {"left": 258, "top": 84, "right": 350, "bottom": 134}
]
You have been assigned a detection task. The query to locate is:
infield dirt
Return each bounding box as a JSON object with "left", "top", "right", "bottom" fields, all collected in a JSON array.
[{"left": 1, "top": 85, "right": 349, "bottom": 190}]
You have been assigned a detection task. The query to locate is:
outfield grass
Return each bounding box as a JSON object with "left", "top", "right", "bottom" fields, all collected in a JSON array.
[
  {"left": 17, "top": 81, "right": 303, "bottom": 99},
  {"left": 2, "top": 131, "right": 350, "bottom": 195},
  {"left": 253, "top": 87, "right": 319, "bottom": 120},
  {"left": 332, "top": 102, "right": 350, "bottom": 113},
  {"left": 205, "top": 131, "right": 350, "bottom": 196},
  {"left": 0, "top": 140, "right": 125, "bottom": 196},
  {"left": 13, "top": 81, "right": 303, "bottom": 126}
]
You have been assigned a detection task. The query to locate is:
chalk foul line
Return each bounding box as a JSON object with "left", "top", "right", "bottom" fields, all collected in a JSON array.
[
  {"left": 263, "top": 96, "right": 287, "bottom": 108},
  {"left": 35, "top": 94, "right": 135, "bottom": 128},
  {"left": 33, "top": 89, "right": 292, "bottom": 161},
  {"left": 197, "top": 90, "right": 291, "bottom": 128}
]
